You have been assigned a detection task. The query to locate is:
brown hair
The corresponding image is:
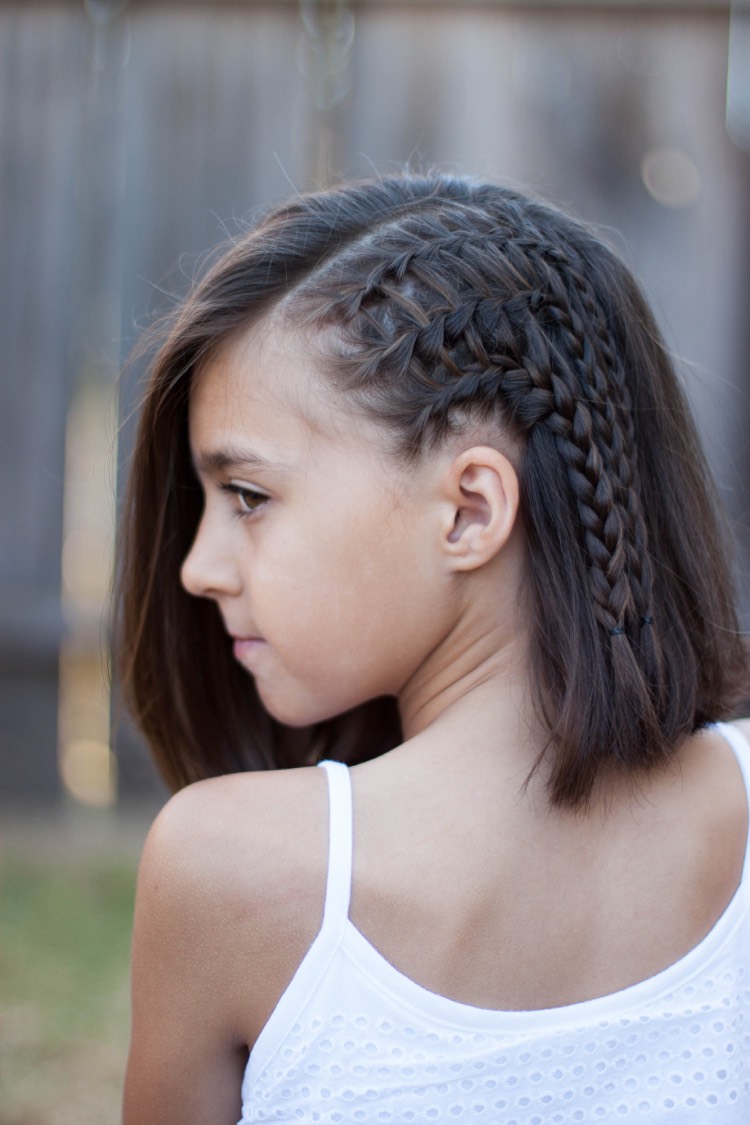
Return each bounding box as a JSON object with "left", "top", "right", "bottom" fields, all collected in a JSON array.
[{"left": 116, "top": 173, "right": 749, "bottom": 806}]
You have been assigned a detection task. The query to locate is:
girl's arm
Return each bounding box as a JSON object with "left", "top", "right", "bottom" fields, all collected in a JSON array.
[
  {"left": 122, "top": 769, "right": 327, "bottom": 1125},
  {"left": 122, "top": 785, "right": 250, "bottom": 1125}
]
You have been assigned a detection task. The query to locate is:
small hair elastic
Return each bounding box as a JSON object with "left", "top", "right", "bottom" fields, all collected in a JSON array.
[
  {"left": 640, "top": 616, "right": 654, "bottom": 626},
  {"left": 610, "top": 625, "right": 627, "bottom": 636}
]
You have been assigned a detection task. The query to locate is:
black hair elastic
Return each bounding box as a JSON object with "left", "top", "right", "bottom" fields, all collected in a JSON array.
[
  {"left": 640, "top": 616, "right": 654, "bottom": 626},
  {"left": 610, "top": 625, "right": 627, "bottom": 636}
]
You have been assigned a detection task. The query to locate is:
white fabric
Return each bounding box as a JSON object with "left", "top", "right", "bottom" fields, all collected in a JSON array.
[{"left": 238, "top": 725, "right": 750, "bottom": 1123}]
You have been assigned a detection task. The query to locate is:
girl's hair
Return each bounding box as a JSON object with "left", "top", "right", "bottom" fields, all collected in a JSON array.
[{"left": 116, "top": 173, "right": 749, "bottom": 807}]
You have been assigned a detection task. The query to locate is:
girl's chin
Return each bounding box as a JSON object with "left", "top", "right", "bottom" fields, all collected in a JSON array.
[
  {"left": 244, "top": 656, "right": 384, "bottom": 728},
  {"left": 255, "top": 684, "right": 361, "bottom": 731}
]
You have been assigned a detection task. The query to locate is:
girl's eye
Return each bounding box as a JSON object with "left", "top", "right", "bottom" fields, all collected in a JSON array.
[{"left": 220, "top": 483, "right": 269, "bottom": 516}]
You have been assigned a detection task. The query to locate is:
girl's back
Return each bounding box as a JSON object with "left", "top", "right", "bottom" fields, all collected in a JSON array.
[
  {"left": 347, "top": 724, "right": 747, "bottom": 1013},
  {"left": 126, "top": 720, "right": 749, "bottom": 1123}
]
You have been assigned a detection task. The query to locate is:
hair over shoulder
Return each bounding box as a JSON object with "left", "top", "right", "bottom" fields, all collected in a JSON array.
[{"left": 116, "top": 173, "right": 750, "bottom": 807}]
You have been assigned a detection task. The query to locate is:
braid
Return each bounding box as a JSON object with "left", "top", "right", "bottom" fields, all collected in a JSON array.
[
  {"left": 481, "top": 210, "right": 657, "bottom": 638},
  {"left": 536, "top": 239, "right": 656, "bottom": 629}
]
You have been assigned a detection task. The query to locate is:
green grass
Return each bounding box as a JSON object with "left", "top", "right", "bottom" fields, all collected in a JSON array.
[{"left": 0, "top": 851, "right": 137, "bottom": 1125}]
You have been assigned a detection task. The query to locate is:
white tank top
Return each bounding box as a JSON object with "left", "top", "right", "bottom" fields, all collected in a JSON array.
[{"left": 238, "top": 724, "right": 750, "bottom": 1123}]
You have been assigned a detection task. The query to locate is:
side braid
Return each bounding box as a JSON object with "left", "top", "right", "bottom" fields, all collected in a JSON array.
[
  {"left": 531, "top": 257, "right": 654, "bottom": 632},
  {"left": 525, "top": 214, "right": 657, "bottom": 623},
  {"left": 540, "top": 246, "right": 656, "bottom": 631},
  {"left": 478, "top": 213, "right": 657, "bottom": 634},
  {"left": 531, "top": 235, "right": 656, "bottom": 644}
]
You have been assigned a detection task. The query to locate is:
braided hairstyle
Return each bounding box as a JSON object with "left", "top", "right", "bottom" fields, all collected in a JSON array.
[{"left": 118, "top": 173, "right": 749, "bottom": 806}]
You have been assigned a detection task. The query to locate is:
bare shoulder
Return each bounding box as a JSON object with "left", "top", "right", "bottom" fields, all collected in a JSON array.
[
  {"left": 676, "top": 722, "right": 749, "bottom": 907},
  {"left": 717, "top": 718, "right": 750, "bottom": 837},
  {"left": 125, "top": 769, "right": 330, "bottom": 1123},
  {"left": 142, "top": 764, "right": 328, "bottom": 891},
  {"left": 694, "top": 718, "right": 750, "bottom": 797},
  {"left": 682, "top": 721, "right": 749, "bottom": 822},
  {"left": 135, "top": 765, "right": 329, "bottom": 1042}
]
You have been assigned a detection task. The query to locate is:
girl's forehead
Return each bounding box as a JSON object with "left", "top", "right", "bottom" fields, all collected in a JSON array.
[
  {"left": 188, "top": 318, "right": 384, "bottom": 461},
  {"left": 193, "top": 320, "right": 333, "bottom": 430}
]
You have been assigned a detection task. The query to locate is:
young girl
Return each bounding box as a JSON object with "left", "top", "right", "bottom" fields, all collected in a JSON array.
[{"left": 119, "top": 174, "right": 750, "bottom": 1124}]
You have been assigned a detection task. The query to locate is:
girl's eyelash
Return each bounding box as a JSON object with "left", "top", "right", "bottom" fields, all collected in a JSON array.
[{"left": 219, "top": 482, "right": 269, "bottom": 516}]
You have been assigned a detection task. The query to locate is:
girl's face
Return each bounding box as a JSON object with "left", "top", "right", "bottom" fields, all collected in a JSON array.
[{"left": 181, "top": 317, "right": 457, "bottom": 727}]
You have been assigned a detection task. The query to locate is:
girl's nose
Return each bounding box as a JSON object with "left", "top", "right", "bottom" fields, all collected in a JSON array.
[{"left": 180, "top": 512, "right": 242, "bottom": 600}]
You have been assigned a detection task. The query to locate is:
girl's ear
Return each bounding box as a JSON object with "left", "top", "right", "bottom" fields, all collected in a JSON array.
[{"left": 440, "top": 446, "right": 520, "bottom": 571}]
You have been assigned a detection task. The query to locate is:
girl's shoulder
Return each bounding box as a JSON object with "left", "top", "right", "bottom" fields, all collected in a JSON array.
[
  {"left": 670, "top": 720, "right": 749, "bottom": 853},
  {"left": 142, "top": 764, "right": 329, "bottom": 879},
  {"left": 716, "top": 718, "right": 750, "bottom": 836},
  {"left": 668, "top": 720, "right": 749, "bottom": 927},
  {"left": 698, "top": 718, "right": 750, "bottom": 799},
  {"left": 134, "top": 765, "right": 330, "bottom": 1044}
]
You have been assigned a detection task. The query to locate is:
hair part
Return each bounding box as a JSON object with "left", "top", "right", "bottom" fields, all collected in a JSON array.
[{"left": 116, "top": 172, "right": 750, "bottom": 808}]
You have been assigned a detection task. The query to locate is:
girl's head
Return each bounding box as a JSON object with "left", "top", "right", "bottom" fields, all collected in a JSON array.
[
  {"left": 118, "top": 173, "right": 749, "bottom": 807},
  {"left": 178, "top": 313, "right": 510, "bottom": 735}
]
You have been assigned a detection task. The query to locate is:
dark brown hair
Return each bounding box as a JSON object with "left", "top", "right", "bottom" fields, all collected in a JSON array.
[{"left": 116, "top": 173, "right": 749, "bottom": 806}]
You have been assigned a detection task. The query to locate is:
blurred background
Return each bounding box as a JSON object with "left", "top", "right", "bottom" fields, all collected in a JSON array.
[{"left": 1, "top": 0, "right": 749, "bottom": 1121}]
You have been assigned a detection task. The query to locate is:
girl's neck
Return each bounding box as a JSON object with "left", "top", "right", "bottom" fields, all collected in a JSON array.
[{"left": 396, "top": 628, "right": 549, "bottom": 794}]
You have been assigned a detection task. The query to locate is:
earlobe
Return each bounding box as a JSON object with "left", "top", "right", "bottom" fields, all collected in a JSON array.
[{"left": 443, "top": 447, "right": 519, "bottom": 571}]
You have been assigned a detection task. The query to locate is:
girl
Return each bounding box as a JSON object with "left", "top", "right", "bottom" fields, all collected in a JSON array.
[{"left": 119, "top": 174, "right": 750, "bottom": 1124}]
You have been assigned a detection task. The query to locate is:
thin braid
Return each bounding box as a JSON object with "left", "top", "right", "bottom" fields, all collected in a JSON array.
[
  {"left": 481, "top": 212, "right": 657, "bottom": 634},
  {"left": 498, "top": 222, "right": 658, "bottom": 643},
  {"left": 539, "top": 244, "right": 656, "bottom": 629},
  {"left": 474, "top": 205, "right": 652, "bottom": 571},
  {"left": 517, "top": 325, "right": 632, "bottom": 634},
  {"left": 526, "top": 250, "right": 654, "bottom": 633},
  {"left": 515, "top": 212, "right": 658, "bottom": 629}
]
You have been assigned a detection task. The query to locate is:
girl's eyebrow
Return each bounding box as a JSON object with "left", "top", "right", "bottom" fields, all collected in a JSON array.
[{"left": 193, "top": 445, "right": 285, "bottom": 475}]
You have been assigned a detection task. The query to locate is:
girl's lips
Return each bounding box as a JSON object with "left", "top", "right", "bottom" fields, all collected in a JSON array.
[{"left": 232, "top": 637, "right": 266, "bottom": 662}]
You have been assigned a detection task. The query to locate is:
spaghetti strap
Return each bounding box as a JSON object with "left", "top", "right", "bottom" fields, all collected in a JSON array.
[
  {"left": 715, "top": 719, "right": 750, "bottom": 766},
  {"left": 317, "top": 759, "right": 353, "bottom": 929}
]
